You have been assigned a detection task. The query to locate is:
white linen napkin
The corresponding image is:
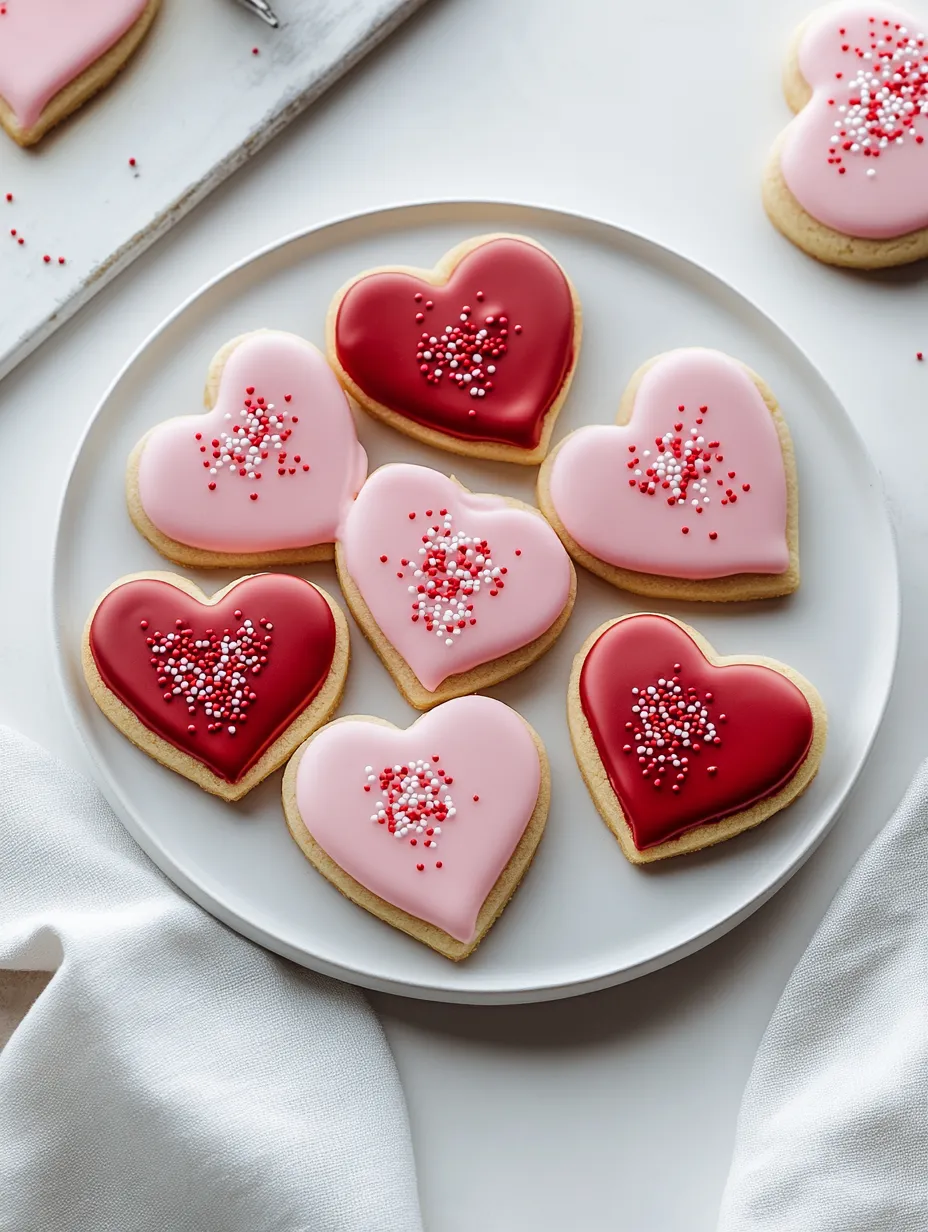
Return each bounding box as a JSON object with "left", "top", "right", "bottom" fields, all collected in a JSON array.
[
  {"left": 717, "top": 761, "right": 928, "bottom": 1232},
  {"left": 0, "top": 727, "right": 423, "bottom": 1232}
]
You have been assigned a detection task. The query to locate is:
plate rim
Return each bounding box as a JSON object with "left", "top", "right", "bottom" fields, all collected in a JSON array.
[{"left": 51, "top": 197, "right": 901, "bottom": 1004}]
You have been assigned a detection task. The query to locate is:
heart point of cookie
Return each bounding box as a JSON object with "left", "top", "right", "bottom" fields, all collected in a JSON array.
[{"left": 0, "top": 0, "right": 161, "bottom": 147}]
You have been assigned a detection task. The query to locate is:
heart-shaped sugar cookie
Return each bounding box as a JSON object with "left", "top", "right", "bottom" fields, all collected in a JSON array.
[
  {"left": 0, "top": 0, "right": 160, "bottom": 146},
  {"left": 129, "top": 331, "right": 368, "bottom": 568},
  {"left": 83, "top": 572, "right": 349, "bottom": 800},
  {"left": 327, "top": 234, "right": 581, "bottom": 464},
  {"left": 283, "top": 695, "right": 549, "bottom": 959},
  {"left": 336, "top": 463, "right": 576, "bottom": 709},
  {"left": 765, "top": 3, "right": 928, "bottom": 267},
  {"left": 569, "top": 613, "right": 826, "bottom": 863},
  {"left": 540, "top": 348, "right": 798, "bottom": 602}
]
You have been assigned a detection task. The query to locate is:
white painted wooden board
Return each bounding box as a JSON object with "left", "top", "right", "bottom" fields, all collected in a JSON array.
[{"left": 0, "top": 0, "right": 429, "bottom": 381}]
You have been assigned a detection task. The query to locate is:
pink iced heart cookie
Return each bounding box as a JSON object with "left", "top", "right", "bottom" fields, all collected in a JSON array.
[
  {"left": 282, "top": 695, "right": 549, "bottom": 959},
  {"left": 538, "top": 349, "right": 798, "bottom": 602},
  {"left": 0, "top": 0, "right": 161, "bottom": 147},
  {"left": 336, "top": 463, "right": 576, "bottom": 709},
  {"left": 129, "top": 331, "right": 368, "bottom": 568},
  {"left": 765, "top": 3, "right": 928, "bottom": 267}
]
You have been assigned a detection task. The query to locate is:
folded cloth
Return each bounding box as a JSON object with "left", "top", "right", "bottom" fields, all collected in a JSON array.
[
  {"left": 0, "top": 728, "right": 423, "bottom": 1232},
  {"left": 717, "top": 761, "right": 928, "bottom": 1232}
]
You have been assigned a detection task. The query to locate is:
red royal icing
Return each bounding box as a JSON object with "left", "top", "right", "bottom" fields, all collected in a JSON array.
[
  {"left": 578, "top": 615, "right": 815, "bottom": 849},
  {"left": 334, "top": 238, "right": 576, "bottom": 450},
  {"left": 89, "top": 575, "right": 336, "bottom": 783}
]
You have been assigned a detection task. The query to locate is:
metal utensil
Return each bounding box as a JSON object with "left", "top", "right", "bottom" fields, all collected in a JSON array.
[{"left": 235, "top": 0, "right": 279, "bottom": 28}]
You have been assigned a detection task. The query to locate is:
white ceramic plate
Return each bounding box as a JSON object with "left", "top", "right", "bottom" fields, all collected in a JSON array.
[{"left": 53, "top": 202, "right": 898, "bottom": 1004}]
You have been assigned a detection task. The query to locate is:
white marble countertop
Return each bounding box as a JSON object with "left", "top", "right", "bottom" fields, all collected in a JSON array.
[{"left": 1, "top": 0, "right": 926, "bottom": 1227}]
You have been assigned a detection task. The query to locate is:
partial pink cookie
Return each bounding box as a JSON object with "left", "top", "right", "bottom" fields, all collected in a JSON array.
[
  {"left": 336, "top": 463, "right": 576, "bottom": 708},
  {"left": 0, "top": 0, "right": 161, "bottom": 146},
  {"left": 538, "top": 349, "right": 799, "bottom": 602},
  {"left": 282, "top": 695, "right": 549, "bottom": 960},
  {"left": 765, "top": 3, "right": 928, "bottom": 266},
  {"left": 129, "top": 331, "right": 368, "bottom": 568}
]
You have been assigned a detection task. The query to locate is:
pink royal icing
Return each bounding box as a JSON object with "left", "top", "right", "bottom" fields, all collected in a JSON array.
[
  {"left": 137, "top": 333, "right": 367, "bottom": 555},
  {"left": 0, "top": 0, "right": 150, "bottom": 130},
  {"left": 295, "top": 696, "right": 542, "bottom": 942},
  {"left": 339, "top": 464, "right": 573, "bottom": 691},
  {"left": 780, "top": 4, "right": 928, "bottom": 238},
  {"left": 547, "top": 349, "right": 790, "bottom": 580}
]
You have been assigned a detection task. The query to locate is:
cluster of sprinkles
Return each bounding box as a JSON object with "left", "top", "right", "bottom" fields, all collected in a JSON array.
[
  {"left": 196, "top": 385, "right": 305, "bottom": 499},
  {"left": 365, "top": 756, "right": 456, "bottom": 870},
  {"left": 622, "top": 667, "right": 723, "bottom": 791},
  {"left": 625, "top": 402, "right": 749, "bottom": 541},
  {"left": 141, "top": 610, "right": 272, "bottom": 736},
  {"left": 5, "top": 192, "right": 65, "bottom": 262},
  {"left": 826, "top": 17, "right": 928, "bottom": 178},
  {"left": 379, "top": 507, "right": 513, "bottom": 646},
  {"left": 413, "top": 290, "right": 522, "bottom": 415}
]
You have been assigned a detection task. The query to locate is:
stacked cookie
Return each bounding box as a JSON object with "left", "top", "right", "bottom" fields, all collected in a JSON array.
[{"left": 82, "top": 234, "right": 827, "bottom": 961}]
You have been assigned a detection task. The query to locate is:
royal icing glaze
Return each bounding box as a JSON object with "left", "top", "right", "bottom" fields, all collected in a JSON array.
[
  {"left": 0, "top": 0, "right": 150, "bottom": 129},
  {"left": 333, "top": 238, "right": 576, "bottom": 450},
  {"left": 780, "top": 4, "right": 928, "bottom": 238},
  {"left": 89, "top": 575, "right": 337, "bottom": 783},
  {"left": 294, "top": 696, "right": 541, "bottom": 941},
  {"left": 339, "top": 464, "right": 573, "bottom": 691},
  {"left": 136, "top": 333, "right": 367, "bottom": 555},
  {"left": 578, "top": 616, "right": 815, "bottom": 850},
  {"left": 547, "top": 350, "right": 790, "bottom": 580}
]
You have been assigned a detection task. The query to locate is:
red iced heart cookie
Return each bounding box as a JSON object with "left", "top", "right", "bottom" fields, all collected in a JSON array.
[
  {"left": 568, "top": 614, "right": 826, "bottom": 863},
  {"left": 0, "top": 0, "right": 160, "bottom": 147},
  {"left": 129, "top": 331, "right": 367, "bottom": 568},
  {"left": 540, "top": 349, "right": 799, "bottom": 602},
  {"left": 283, "top": 695, "right": 549, "bottom": 960},
  {"left": 336, "top": 463, "right": 576, "bottom": 709},
  {"left": 83, "top": 572, "right": 349, "bottom": 800},
  {"left": 326, "top": 234, "right": 581, "bottom": 464}
]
